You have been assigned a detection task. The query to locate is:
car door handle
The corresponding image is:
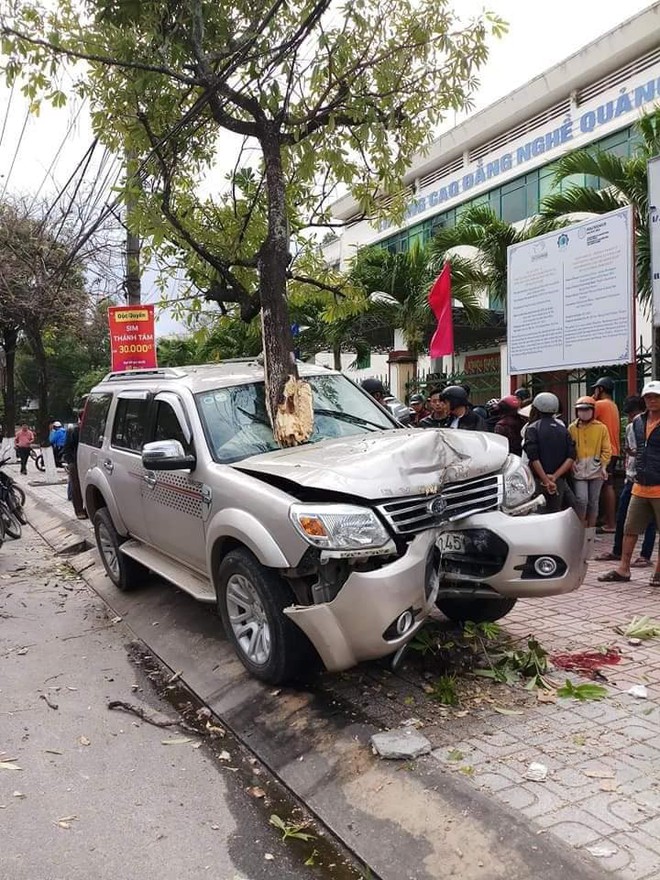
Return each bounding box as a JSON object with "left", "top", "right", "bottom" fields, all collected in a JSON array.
[
  {"left": 143, "top": 473, "right": 157, "bottom": 488},
  {"left": 103, "top": 459, "right": 114, "bottom": 474}
]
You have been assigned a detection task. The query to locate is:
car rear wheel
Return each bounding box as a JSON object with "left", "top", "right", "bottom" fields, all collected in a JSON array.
[
  {"left": 436, "top": 596, "right": 517, "bottom": 624},
  {"left": 217, "top": 548, "right": 316, "bottom": 684},
  {"left": 93, "top": 507, "right": 147, "bottom": 591}
]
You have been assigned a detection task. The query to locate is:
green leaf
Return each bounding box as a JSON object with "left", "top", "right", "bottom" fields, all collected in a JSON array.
[{"left": 556, "top": 680, "right": 608, "bottom": 701}]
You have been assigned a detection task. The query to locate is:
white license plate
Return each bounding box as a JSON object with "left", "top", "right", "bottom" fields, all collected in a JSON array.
[{"left": 436, "top": 532, "right": 467, "bottom": 555}]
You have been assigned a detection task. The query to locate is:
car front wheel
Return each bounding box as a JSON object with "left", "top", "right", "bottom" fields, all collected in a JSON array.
[
  {"left": 93, "top": 508, "right": 146, "bottom": 591},
  {"left": 217, "top": 548, "right": 316, "bottom": 684},
  {"left": 436, "top": 596, "right": 517, "bottom": 624}
]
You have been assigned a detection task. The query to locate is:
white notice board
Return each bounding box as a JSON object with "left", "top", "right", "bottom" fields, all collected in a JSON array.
[
  {"left": 507, "top": 206, "right": 634, "bottom": 375},
  {"left": 649, "top": 156, "right": 660, "bottom": 327}
]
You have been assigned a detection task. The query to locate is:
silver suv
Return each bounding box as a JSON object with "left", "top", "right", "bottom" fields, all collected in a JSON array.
[{"left": 78, "top": 362, "right": 587, "bottom": 683}]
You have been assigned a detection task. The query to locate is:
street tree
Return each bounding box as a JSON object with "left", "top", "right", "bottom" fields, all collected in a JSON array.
[
  {"left": 1, "top": 0, "right": 505, "bottom": 444},
  {"left": 0, "top": 202, "right": 88, "bottom": 435},
  {"left": 542, "top": 108, "right": 660, "bottom": 307}
]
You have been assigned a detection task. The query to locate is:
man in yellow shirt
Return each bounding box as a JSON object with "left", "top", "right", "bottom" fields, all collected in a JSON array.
[
  {"left": 599, "top": 380, "right": 660, "bottom": 585},
  {"left": 592, "top": 377, "right": 621, "bottom": 533}
]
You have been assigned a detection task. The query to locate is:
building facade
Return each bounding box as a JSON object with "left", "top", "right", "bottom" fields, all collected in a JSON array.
[{"left": 322, "top": 3, "right": 660, "bottom": 407}]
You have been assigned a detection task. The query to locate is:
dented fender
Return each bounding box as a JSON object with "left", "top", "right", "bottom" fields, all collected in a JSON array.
[{"left": 205, "top": 508, "right": 305, "bottom": 570}]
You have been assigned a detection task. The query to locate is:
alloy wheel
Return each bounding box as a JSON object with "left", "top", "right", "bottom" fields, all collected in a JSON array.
[{"left": 225, "top": 573, "right": 272, "bottom": 665}]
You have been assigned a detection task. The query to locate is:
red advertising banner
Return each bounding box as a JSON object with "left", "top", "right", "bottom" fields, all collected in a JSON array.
[{"left": 108, "top": 305, "right": 158, "bottom": 372}]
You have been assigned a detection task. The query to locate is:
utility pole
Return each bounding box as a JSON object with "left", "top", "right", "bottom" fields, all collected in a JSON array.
[{"left": 125, "top": 150, "right": 141, "bottom": 306}]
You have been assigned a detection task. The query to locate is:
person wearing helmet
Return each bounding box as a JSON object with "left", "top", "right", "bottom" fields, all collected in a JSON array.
[
  {"left": 596, "top": 396, "right": 655, "bottom": 568},
  {"left": 523, "top": 393, "right": 576, "bottom": 513},
  {"left": 48, "top": 420, "right": 67, "bottom": 468},
  {"left": 408, "top": 392, "right": 429, "bottom": 427},
  {"left": 418, "top": 386, "right": 449, "bottom": 428},
  {"left": 599, "top": 380, "right": 660, "bottom": 585},
  {"left": 568, "top": 396, "right": 612, "bottom": 527},
  {"left": 591, "top": 376, "right": 621, "bottom": 532},
  {"left": 439, "top": 385, "right": 486, "bottom": 431},
  {"left": 361, "top": 378, "right": 386, "bottom": 404},
  {"left": 494, "top": 395, "right": 525, "bottom": 456},
  {"left": 514, "top": 387, "right": 531, "bottom": 404}
]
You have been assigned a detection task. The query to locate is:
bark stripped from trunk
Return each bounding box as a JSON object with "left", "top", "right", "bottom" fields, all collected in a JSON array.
[{"left": 260, "top": 131, "right": 313, "bottom": 446}]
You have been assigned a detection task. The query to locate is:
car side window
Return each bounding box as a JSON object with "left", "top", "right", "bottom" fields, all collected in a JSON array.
[
  {"left": 80, "top": 393, "right": 113, "bottom": 448},
  {"left": 111, "top": 398, "right": 149, "bottom": 453},
  {"left": 153, "top": 401, "right": 190, "bottom": 453}
]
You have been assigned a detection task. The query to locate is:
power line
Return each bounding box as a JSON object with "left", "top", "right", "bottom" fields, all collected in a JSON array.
[
  {"left": 0, "top": 80, "right": 15, "bottom": 151},
  {"left": 38, "top": 137, "right": 99, "bottom": 228},
  {"left": 0, "top": 104, "right": 30, "bottom": 200},
  {"left": 29, "top": 97, "right": 88, "bottom": 209}
]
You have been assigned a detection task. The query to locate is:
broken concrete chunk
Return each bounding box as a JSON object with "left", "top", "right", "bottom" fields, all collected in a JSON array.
[
  {"left": 627, "top": 685, "right": 648, "bottom": 699},
  {"left": 370, "top": 729, "right": 432, "bottom": 760},
  {"left": 525, "top": 762, "right": 548, "bottom": 782}
]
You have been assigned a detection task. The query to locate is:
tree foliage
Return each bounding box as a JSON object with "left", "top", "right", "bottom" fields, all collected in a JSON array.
[
  {"left": 541, "top": 108, "right": 660, "bottom": 306},
  {"left": 0, "top": 201, "right": 90, "bottom": 434},
  {"left": 430, "top": 204, "right": 567, "bottom": 307},
  {"left": 1, "top": 0, "right": 505, "bottom": 442}
]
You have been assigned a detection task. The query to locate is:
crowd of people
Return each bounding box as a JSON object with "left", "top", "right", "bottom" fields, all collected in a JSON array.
[{"left": 362, "top": 375, "right": 660, "bottom": 584}]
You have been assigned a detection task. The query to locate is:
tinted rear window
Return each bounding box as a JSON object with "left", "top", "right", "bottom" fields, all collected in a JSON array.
[
  {"left": 111, "top": 398, "right": 149, "bottom": 452},
  {"left": 80, "top": 393, "right": 112, "bottom": 448}
]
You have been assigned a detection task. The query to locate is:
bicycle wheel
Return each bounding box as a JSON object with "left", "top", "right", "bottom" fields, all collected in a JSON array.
[
  {"left": 8, "top": 490, "right": 27, "bottom": 525},
  {"left": 0, "top": 502, "right": 21, "bottom": 539},
  {"left": 9, "top": 484, "right": 26, "bottom": 507},
  {"left": 34, "top": 454, "right": 45, "bottom": 472}
]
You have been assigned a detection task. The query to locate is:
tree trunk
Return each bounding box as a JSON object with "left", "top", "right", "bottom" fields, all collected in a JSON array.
[
  {"left": 1, "top": 325, "right": 18, "bottom": 437},
  {"left": 333, "top": 341, "right": 342, "bottom": 372},
  {"left": 26, "top": 329, "right": 49, "bottom": 440},
  {"left": 259, "top": 132, "right": 313, "bottom": 446}
]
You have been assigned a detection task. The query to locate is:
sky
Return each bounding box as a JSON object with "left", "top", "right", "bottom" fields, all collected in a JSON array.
[{"left": 0, "top": 0, "right": 657, "bottom": 335}]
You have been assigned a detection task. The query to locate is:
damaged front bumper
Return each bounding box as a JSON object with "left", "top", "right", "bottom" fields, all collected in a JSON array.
[
  {"left": 437, "top": 508, "right": 587, "bottom": 599},
  {"left": 284, "top": 530, "right": 438, "bottom": 672}
]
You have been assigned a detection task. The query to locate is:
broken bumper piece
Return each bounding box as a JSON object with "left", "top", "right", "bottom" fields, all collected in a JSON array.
[{"left": 284, "top": 530, "right": 438, "bottom": 672}]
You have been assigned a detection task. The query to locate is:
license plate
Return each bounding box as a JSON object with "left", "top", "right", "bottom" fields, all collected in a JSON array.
[{"left": 436, "top": 532, "right": 467, "bottom": 555}]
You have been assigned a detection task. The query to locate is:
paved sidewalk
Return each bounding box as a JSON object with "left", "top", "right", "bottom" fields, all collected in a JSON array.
[
  {"left": 0, "top": 509, "right": 357, "bottom": 880},
  {"left": 15, "top": 465, "right": 660, "bottom": 878}
]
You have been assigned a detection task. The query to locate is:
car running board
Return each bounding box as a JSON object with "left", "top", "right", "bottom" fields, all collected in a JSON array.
[{"left": 120, "top": 540, "right": 216, "bottom": 604}]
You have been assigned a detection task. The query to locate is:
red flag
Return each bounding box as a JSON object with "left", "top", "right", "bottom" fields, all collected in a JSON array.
[{"left": 428, "top": 262, "right": 454, "bottom": 357}]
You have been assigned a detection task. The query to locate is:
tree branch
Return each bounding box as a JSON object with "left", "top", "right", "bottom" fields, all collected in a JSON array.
[{"left": 1, "top": 26, "right": 200, "bottom": 85}]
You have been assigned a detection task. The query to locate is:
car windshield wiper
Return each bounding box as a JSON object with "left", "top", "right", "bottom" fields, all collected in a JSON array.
[{"left": 313, "top": 408, "right": 386, "bottom": 431}]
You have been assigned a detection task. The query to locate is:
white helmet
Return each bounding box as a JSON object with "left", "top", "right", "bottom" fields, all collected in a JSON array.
[
  {"left": 642, "top": 380, "right": 660, "bottom": 397},
  {"left": 532, "top": 392, "right": 559, "bottom": 414}
]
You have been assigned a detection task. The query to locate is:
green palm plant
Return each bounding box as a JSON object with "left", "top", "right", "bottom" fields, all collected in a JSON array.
[
  {"left": 349, "top": 241, "right": 486, "bottom": 356},
  {"left": 542, "top": 108, "right": 660, "bottom": 306},
  {"left": 429, "top": 204, "right": 565, "bottom": 307}
]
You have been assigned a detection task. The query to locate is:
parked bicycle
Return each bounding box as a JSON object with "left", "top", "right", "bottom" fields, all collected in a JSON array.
[
  {"left": 29, "top": 446, "right": 45, "bottom": 472},
  {"left": 0, "top": 457, "right": 26, "bottom": 540}
]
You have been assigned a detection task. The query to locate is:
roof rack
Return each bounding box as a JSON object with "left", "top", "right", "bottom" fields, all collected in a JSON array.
[{"left": 103, "top": 368, "right": 185, "bottom": 381}]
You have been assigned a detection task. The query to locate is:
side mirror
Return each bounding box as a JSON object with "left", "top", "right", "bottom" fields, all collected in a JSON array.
[{"left": 142, "top": 440, "right": 196, "bottom": 471}]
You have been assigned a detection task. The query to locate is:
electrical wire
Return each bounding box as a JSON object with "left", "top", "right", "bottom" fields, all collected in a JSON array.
[
  {"left": 0, "top": 104, "right": 30, "bottom": 200},
  {"left": 0, "top": 80, "right": 15, "bottom": 151},
  {"left": 29, "top": 97, "right": 88, "bottom": 209}
]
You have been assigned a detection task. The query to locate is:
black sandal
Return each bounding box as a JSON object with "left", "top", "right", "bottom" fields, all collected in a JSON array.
[{"left": 597, "top": 570, "right": 631, "bottom": 583}]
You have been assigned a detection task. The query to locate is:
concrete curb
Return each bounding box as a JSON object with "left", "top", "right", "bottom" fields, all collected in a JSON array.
[{"left": 22, "top": 482, "right": 605, "bottom": 880}]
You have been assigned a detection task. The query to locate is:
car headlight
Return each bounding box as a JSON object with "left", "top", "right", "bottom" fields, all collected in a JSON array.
[
  {"left": 290, "top": 503, "right": 390, "bottom": 550},
  {"left": 502, "top": 454, "right": 536, "bottom": 510}
]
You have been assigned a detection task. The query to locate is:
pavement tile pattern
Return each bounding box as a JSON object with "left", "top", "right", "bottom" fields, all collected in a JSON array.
[{"left": 432, "top": 542, "right": 660, "bottom": 879}]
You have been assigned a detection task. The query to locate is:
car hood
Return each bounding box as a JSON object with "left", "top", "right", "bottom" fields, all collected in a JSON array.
[{"left": 234, "top": 428, "right": 509, "bottom": 500}]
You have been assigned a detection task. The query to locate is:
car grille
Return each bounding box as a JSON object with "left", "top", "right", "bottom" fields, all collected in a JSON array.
[{"left": 376, "top": 474, "right": 503, "bottom": 537}]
